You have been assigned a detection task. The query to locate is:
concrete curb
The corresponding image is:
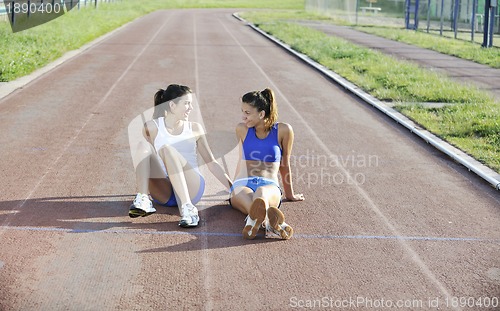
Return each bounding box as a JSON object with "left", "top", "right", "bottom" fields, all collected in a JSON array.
[{"left": 233, "top": 13, "right": 500, "bottom": 190}]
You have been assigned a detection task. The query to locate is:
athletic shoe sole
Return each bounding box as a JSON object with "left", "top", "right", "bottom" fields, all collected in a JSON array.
[
  {"left": 242, "top": 198, "right": 267, "bottom": 240},
  {"left": 267, "top": 207, "right": 293, "bottom": 240},
  {"left": 128, "top": 207, "right": 156, "bottom": 218},
  {"left": 179, "top": 215, "right": 200, "bottom": 228}
]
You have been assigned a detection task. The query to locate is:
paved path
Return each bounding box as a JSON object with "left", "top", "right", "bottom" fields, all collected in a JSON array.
[
  {"left": 297, "top": 21, "right": 500, "bottom": 101},
  {"left": 0, "top": 9, "right": 499, "bottom": 310}
]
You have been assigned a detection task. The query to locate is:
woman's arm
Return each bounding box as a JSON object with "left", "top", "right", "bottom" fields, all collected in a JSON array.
[
  {"left": 279, "top": 123, "right": 305, "bottom": 201},
  {"left": 142, "top": 120, "right": 158, "bottom": 145},
  {"left": 233, "top": 123, "right": 248, "bottom": 180},
  {"left": 193, "top": 122, "right": 232, "bottom": 191}
]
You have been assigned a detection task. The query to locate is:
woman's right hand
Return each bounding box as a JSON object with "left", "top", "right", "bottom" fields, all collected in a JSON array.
[{"left": 284, "top": 193, "right": 305, "bottom": 202}]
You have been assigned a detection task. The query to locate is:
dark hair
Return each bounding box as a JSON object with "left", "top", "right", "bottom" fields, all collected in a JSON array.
[
  {"left": 153, "top": 84, "right": 192, "bottom": 118},
  {"left": 242, "top": 88, "right": 278, "bottom": 131}
]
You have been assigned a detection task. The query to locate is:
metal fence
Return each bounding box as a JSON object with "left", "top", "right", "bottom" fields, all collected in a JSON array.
[{"left": 305, "top": 0, "right": 499, "bottom": 46}]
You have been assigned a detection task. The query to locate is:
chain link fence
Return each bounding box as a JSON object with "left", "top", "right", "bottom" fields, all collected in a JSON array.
[{"left": 305, "top": 0, "right": 499, "bottom": 46}]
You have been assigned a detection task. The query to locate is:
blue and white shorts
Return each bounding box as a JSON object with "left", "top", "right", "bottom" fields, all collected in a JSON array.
[
  {"left": 153, "top": 174, "right": 205, "bottom": 207},
  {"left": 229, "top": 176, "right": 282, "bottom": 208}
]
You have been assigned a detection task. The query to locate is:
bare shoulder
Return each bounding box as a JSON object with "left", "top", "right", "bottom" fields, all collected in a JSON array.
[
  {"left": 190, "top": 121, "right": 205, "bottom": 135},
  {"left": 278, "top": 123, "right": 295, "bottom": 150},
  {"left": 144, "top": 119, "right": 158, "bottom": 134},
  {"left": 144, "top": 119, "right": 156, "bottom": 127},
  {"left": 278, "top": 122, "right": 293, "bottom": 136},
  {"left": 236, "top": 122, "right": 247, "bottom": 131},
  {"left": 278, "top": 122, "right": 292, "bottom": 131},
  {"left": 236, "top": 123, "right": 248, "bottom": 140}
]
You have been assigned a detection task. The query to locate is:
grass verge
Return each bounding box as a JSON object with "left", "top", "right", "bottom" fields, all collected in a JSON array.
[
  {"left": 241, "top": 11, "right": 499, "bottom": 173},
  {"left": 355, "top": 26, "right": 500, "bottom": 69},
  {"left": 0, "top": 0, "right": 304, "bottom": 82}
]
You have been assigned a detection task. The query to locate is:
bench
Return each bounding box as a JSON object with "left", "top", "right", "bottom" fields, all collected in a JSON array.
[
  {"left": 360, "top": 7, "right": 382, "bottom": 14},
  {"left": 475, "top": 13, "right": 500, "bottom": 31}
]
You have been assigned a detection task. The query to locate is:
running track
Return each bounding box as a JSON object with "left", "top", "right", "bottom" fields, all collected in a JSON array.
[{"left": 0, "top": 9, "right": 499, "bottom": 311}]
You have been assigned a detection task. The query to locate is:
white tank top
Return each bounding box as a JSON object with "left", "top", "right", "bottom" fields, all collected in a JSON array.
[{"left": 153, "top": 117, "right": 199, "bottom": 175}]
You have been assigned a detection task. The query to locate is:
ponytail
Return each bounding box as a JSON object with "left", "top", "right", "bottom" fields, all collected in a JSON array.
[{"left": 260, "top": 88, "right": 278, "bottom": 131}]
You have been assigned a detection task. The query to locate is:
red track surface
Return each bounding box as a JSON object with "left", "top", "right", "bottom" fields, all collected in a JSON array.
[{"left": 0, "top": 9, "right": 499, "bottom": 311}]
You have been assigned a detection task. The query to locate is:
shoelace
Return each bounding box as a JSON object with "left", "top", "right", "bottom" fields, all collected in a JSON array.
[{"left": 182, "top": 204, "right": 197, "bottom": 215}]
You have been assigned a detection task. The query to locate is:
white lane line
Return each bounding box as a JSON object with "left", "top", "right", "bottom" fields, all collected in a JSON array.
[
  {"left": 219, "top": 18, "right": 460, "bottom": 310},
  {"left": 192, "top": 12, "right": 214, "bottom": 311},
  {"left": 2, "top": 225, "right": 499, "bottom": 243},
  {"left": 0, "top": 15, "right": 173, "bottom": 232}
]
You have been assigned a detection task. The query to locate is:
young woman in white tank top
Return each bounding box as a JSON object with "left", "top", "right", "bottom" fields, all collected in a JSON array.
[{"left": 129, "top": 84, "right": 232, "bottom": 228}]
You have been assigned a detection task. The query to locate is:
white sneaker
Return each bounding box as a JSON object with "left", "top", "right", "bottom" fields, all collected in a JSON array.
[
  {"left": 179, "top": 203, "right": 199, "bottom": 228},
  {"left": 242, "top": 198, "right": 267, "bottom": 240},
  {"left": 129, "top": 193, "right": 156, "bottom": 218},
  {"left": 265, "top": 207, "right": 293, "bottom": 240}
]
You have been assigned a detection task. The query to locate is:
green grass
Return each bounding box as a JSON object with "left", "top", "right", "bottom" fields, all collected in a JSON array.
[
  {"left": 398, "top": 103, "right": 500, "bottom": 170},
  {"left": 156, "top": 0, "right": 304, "bottom": 9},
  {"left": 241, "top": 12, "right": 500, "bottom": 172},
  {"left": 355, "top": 26, "right": 500, "bottom": 68},
  {"left": 0, "top": 0, "right": 304, "bottom": 81},
  {"left": 0, "top": 1, "right": 153, "bottom": 81}
]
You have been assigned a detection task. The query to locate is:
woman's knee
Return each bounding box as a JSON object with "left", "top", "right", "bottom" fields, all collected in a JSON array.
[
  {"left": 158, "top": 145, "right": 176, "bottom": 156},
  {"left": 137, "top": 140, "right": 153, "bottom": 152},
  {"left": 134, "top": 141, "right": 154, "bottom": 161},
  {"left": 158, "top": 146, "right": 186, "bottom": 165},
  {"left": 254, "top": 186, "right": 275, "bottom": 199},
  {"left": 230, "top": 190, "right": 253, "bottom": 213},
  {"left": 254, "top": 186, "right": 281, "bottom": 206}
]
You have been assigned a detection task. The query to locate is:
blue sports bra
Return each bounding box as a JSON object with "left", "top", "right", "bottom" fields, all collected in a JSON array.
[{"left": 242, "top": 123, "right": 282, "bottom": 163}]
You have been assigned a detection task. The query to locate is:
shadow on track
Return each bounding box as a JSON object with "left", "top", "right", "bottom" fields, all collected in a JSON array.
[{"left": 0, "top": 194, "right": 281, "bottom": 251}]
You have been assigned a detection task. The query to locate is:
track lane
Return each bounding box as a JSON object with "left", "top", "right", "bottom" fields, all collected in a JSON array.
[{"left": 0, "top": 9, "right": 498, "bottom": 310}]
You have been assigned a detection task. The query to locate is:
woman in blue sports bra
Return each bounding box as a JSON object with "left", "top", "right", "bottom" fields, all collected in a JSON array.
[
  {"left": 230, "top": 88, "right": 305, "bottom": 240},
  {"left": 129, "top": 84, "right": 232, "bottom": 228}
]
